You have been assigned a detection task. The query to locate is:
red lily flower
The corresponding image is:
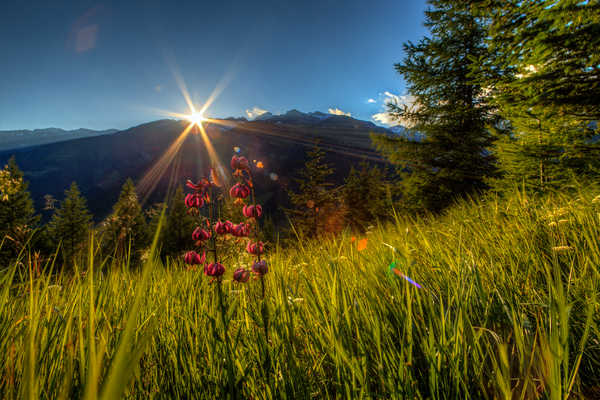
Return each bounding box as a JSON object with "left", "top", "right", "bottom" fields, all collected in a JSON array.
[
  {"left": 230, "top": 155, "right": 250, "bottom": 171},
  {"left": 229, "top": 183, "right": 250, "bottom": 199},
  {"left": 246, "top": 241, "right": 264, "bottom": 255},
  {"left": 192, "top": 227, "right": 211, "bottom": 242},
  {"left": 231, "top": 223, "right": 250, "bottom": 237},
  {"left": 233, "top": 267, "right": 251, "bottom": 283},
  {"left": 204, "top": 262, "right": 225, "bottom": 277},
  {"left": 251, "top": 260, "right": 268, "bottom": 275},
  {"left": 214, "top": 220, "right": 232, "bottom": 235},
  {"left": 184, "top": 251, "right": 206, "bottom": 265},
  {"left": 186, "top": 178, "right": 210, "bottom": 192},
  {"left": 185, "top": 193, "right": 204, "bottom": 208},
  {"left": 243, "top": 204, "right": 263, "bottom": 218}
]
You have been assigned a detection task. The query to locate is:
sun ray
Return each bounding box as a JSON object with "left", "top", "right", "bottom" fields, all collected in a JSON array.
[
  {"left": 202, "top": 118, "right": 385, "bottom": 162},
  {"left": 146, "top": 107, "right": 191, "bottom": 120},
  {"left": 138, "top": 50, "right": 380, "bottom": 207},
  {"left": 196, "top": 122, "right": 229, "bottom": 186},
  {"left": 138, "top": 122, "right": 195, "bottom": 204},
  {"left": 168, "top": 62, "right": 196, "bottom": 115},
  {"left": 198, "top": 70, "right": 235, "bottom": 115}
]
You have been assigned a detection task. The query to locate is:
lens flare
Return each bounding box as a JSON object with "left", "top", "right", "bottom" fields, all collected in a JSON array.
[{"left": 186, "top": 112, "right": 205, "bottom": 126}]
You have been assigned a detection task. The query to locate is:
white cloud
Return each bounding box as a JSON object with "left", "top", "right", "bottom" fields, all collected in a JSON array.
[
  {"left": 371, "top": 92, "right": 419, "bottom": 128},
  {"left": 372, "top": 112, "right": 399, "bottom": 126},
  {"left": 245, "top": 107, "right": 269, "bottom": 119},
  {"left": 328, "top": 108, "right": 351, "bottom": 117},
  {"left": 367, "top": 98, "right": 376, "bottom": 103}
]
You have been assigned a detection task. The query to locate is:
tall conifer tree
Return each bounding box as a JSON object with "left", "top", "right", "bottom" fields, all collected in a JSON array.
[
  {"left": 372, "top": 0, "right": 497, "bottom": 212},
  {"left": 287, "top": 145, "right": 338, "bottom": 237},
  {"left": 0, "top": 157, "right": 38, "bottom": 264},
  {"left": 46, "top": 182, "right": 92, "bottom": 263},
  {"left": 162, "top": 185, "right": 196, "bottom": 257},
  {"left": 474, "top": 0, "right": 600, "bottom": 190},
  {"left": 343, "top": 162, "right": 392, "bottom": 230},
  {"left": 102, "top": 178, "right": 149, "bottom": 262}
]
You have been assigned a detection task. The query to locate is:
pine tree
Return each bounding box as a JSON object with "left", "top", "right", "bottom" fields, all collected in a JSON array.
[
  {"left": 477, "top": 0, "right": 600, "bottom": 121},
  {"left": 162, "top": 186, "right": 196, "bottom": 257},
  {"left": 0, "top": 157, "right": 39, "bottom": 265},
  {"left": 145, "top": 201, "right": 166, "bottom": 246},
  {"left": 343, "top": 162, "right": 392, "bottom": 231},
  {"left": 372, "top": 0, "right": 498, "bottom": 212},
  {"left": 46, "top": 182, "right": 92, "bottom": 263},
  {"left": 287, "top": 145, "right": 340, "bottom": 237},
  {"left": 102, "top": 178, "right": 149, "bottom": 263},
  {"left": 473, "top": 0, "right": 600, "bottom": 191}
]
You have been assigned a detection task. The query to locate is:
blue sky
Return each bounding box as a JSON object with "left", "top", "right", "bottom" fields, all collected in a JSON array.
[{"left": 0, "top": 0, "right": 428, "bottom": 130}]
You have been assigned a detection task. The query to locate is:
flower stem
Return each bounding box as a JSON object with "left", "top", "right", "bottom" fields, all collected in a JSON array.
[
  {"left": 209, "top": 185, "right": 218, "bottom": 263},
  {"left": 216, "top": 280, "right": 236, "bottom": 398},
  {"left": 259, "top": 276, "right": 271, "bottom": 381}
]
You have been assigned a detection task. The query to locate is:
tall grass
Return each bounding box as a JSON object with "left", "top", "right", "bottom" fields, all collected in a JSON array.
[{"left": 1, "top": 187, "right": 599, "bottom": 399}]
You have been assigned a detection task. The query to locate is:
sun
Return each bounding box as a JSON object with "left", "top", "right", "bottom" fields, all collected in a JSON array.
[{"left": 186, "top": 111, "right": 205, "bottom": 126}]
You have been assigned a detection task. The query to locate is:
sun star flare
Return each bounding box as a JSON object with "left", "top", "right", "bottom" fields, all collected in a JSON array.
[{"left": 186, "top": 111, "right": 206, "bottom": 126}]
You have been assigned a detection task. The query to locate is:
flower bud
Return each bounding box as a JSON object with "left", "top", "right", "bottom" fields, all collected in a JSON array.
[{"left": 251, "top": 260, "right": 268, "bottom": 275}]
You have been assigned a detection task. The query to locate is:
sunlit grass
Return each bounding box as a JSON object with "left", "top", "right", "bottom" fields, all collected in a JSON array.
[{"left": 1, "top": 186, "right": 599, "bottom": 398}]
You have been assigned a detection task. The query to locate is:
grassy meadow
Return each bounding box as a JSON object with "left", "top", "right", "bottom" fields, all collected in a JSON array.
[{"left": 1, "top": 186, "right": 600, "bottom": 399}]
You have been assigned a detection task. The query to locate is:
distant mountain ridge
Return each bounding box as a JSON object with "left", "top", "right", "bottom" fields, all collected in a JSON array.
[
  {"left": 0, "top": 111, "right": 396, "bottom": 220},
  {"left": 0, "top": 127, "right": 118, "bottom": 151},
  {"left": 247, "top": 109, "right": 388, "bottom": 133}
]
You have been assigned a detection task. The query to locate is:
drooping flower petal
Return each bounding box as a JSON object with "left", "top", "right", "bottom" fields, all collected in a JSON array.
[{"left": 186, "top": 178, "right": 210, "bottom": 192}]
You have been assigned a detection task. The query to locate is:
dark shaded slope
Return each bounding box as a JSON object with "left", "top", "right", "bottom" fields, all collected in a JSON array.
[{"left": 0, "top": 117, "right": 389, "bottom": 220}]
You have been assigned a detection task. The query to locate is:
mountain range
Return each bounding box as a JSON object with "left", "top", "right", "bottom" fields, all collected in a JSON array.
[
  {"left": 0, "top": 110, "right": 394, "bottom": 220},
  {"left": 0, "top": 128, "right": 119, "bottom": 151}
]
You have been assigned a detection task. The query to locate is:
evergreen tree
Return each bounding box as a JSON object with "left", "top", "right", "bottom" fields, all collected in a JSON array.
[
  {"left": 46, "top": 182, "right": 92, "bottom": 263},
  {"left": 162, "top": 186, "right": 196, "bottom": 257},
  {"left": 102, "top": 178, "right": 149, "bottom": 263},
  {"left": 0, "top": 157, "right": 39, "bottom": 265},
  {"left": 343, "top": 162, "right": 392, "bottom": 230},
  {"left": 477, "top": 0, "right": 600, "bottom": 121},
  {"left": 145, "top": 201, "right": 166, "bottom": 245},
  {"left": 287, "top": 145, "right": 339, "bottom": 237},
  {"left": 473, "top": 0, "right": 600, "bottom": 191},
  {"left": 372, "top": 0, "right": 498, "bottom": 212}
]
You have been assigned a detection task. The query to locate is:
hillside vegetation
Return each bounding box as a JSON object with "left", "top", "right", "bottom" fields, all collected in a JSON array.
[{"left": 1, "top": 185, "right": 599, "bottom": 399}]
